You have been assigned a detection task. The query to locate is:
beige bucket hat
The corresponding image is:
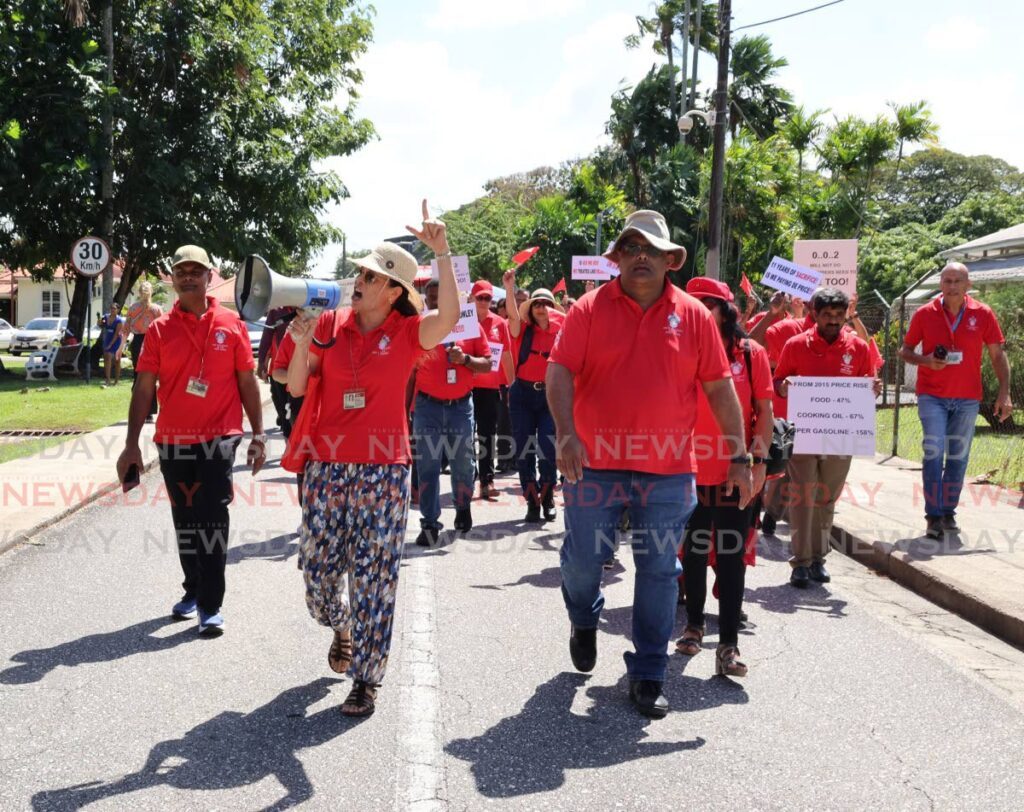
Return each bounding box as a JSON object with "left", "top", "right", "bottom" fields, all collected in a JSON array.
[
  {"left": 519, "top": 287, "right": 564, "bottom": 325},
  {"left": 352, "top": 242, "right": 424, "bottom": 311},
  {"left": 604, "top": 210, "right": 686, "bottom": 269}
]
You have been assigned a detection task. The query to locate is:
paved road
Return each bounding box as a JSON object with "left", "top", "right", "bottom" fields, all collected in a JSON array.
[{"left": 3, "top": 431, "right": 1024, "bottom": 811}]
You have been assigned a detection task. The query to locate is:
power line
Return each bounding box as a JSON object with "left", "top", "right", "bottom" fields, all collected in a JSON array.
[{"left": 733, "top": 0, "right": 846, "bottom": 32}]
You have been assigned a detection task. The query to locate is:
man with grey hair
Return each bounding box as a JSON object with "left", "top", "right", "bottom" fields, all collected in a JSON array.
[{"left": 899, "top": 262, "right": 1012, "bottom": 539}]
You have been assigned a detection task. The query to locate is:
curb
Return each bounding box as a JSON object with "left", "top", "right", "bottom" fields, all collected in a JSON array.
[{"left": 832, "top": 525, "right": 1024, "bottom": 652}]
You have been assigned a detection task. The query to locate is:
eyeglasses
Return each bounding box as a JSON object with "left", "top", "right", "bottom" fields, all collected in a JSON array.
[
  {"left": 531, "top": 301, "right": 550, "bottom": 309},
  {"left": 619, "top": 241, "right": 665, "bottom": 258},
  {"left": 475, "top": 295, "right": 493, "bottom": 303},
  {"left": 172, "top": 267, "right": 208, "bottom": 280},
  {"left": 358, "top": 270, "right": 380, "bottom": 285}
]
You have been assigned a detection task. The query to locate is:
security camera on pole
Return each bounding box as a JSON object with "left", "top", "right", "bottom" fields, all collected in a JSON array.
[{"left": 70, "top": 236, "right": 111, "bottom": 383}]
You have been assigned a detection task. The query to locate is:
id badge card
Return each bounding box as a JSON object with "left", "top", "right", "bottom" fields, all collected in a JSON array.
[
  {"left": 945, "top": 350, "right": 963, "bottom": 365},
  {"left": 446, "top": 368, "right": 458, "bottom": 385},
  {"left": 185, "top": 376, "right": 209, "bottom": 398},
  {"left": 343, "top": 388, "right": 366, "bottom": 410}
]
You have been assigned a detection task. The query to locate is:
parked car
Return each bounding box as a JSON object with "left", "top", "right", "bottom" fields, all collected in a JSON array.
[
  {"left": 245, "top": 318, "right": 266, "bottom": 356},
  {"left": 0, "top": 318, "right": 13, "bottom": 351},
  {"left": 10, "top": 317, "right": 69, "bottom": 355}
]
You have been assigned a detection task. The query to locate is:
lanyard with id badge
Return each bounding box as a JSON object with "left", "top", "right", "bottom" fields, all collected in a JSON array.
[
  {"left": 184, "top": 317, "right": 215, "bottom": 398},
  {"left": 940, "top": 299, "right": 966, "bottom": 365},
  {"left": 344, "top": 335, "right": 367, "bottom": 410}
]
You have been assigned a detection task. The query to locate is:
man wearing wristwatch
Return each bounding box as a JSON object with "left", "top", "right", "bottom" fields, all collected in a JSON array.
[
  {"left": 548, "top": 210, "right": 752, "bottom": 719},
  {"left": 411, "top": 297, "right": 492, "bottom": 547},
  {"left": 116, "top": 244, "right": 267, "bottom": 637}
]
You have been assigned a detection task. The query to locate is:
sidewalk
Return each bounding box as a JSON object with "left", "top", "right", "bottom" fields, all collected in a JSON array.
[
  {"left": 0, "top": 382, "right": 273, "bottom": 556},
  {"left": 832, "top": 454, "right": 1024, "bottom": 650}
]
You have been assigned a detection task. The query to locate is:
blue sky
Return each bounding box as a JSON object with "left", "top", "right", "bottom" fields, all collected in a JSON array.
[{"left": 312, "top": 0, "right": 1024, "bottom": 275}]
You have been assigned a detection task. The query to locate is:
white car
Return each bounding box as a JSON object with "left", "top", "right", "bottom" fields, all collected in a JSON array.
[
  {"left": 10, "top": 317, "right": 69, "bottom": 355},
  {"left": 0, "top": 318, "right": 13, "bottom": 351},
  {"left": 245, "top": 318, "right": 267, "bottom": 356}
]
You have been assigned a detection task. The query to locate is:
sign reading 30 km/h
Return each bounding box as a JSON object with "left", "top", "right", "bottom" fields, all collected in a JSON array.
[{"left": 70, "top": 236, "right": 111, "bottom": 278}]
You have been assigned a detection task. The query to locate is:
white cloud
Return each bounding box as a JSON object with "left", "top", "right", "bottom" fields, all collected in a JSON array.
[
  {"left": 426, "top": 0, "right": 585, "bottom": 31},
  {"left": 925, "top": 16, "right": 986, "bottom": 51}
]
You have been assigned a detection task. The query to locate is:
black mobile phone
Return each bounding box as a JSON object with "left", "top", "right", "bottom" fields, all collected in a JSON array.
[
  {"left": 933, "top": 344, "right": 948, "bottom": 360},
  {"left": 122, "top": 463, "right": 141, "bottom": 493}
]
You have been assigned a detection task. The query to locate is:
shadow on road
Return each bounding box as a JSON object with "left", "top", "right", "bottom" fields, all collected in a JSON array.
[
  {"left": 227, "top": 532, "right": 299, "bottom": 564},
  {"left": 743, "top": 584, "right": 848, "bottom": 618},
  {"left": 0, "top": 617, "right": 195, "bottom": 685},
  {"left": 445, "top": 672, "right": 705, "bottom": 798},
  {"left": 31, "top": 677, "right": 354, "bottom": 812}
]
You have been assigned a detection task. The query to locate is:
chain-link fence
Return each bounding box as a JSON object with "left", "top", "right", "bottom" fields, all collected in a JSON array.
[{"left": 857, "top": 294, "right": 1024, "bottom": 491}]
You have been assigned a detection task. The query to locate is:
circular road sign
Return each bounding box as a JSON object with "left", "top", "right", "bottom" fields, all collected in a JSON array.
[{"left": 70, "top": 236, "right": 112, "bottom": 278}]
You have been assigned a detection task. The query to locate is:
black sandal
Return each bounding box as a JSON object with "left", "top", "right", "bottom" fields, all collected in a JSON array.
[
  {"left": 341, "top": 680, "right": 377, "bottom": 717},
  {"left": 328, "top": 629, "right": 352, "bottom": 674}
]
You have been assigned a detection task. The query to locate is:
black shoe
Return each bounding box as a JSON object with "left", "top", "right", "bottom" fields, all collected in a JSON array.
[
  {"left": 542, "top": 499, "right": 556, "bottom": 523},
  {"left": 525, "top": 502, "right": 542, "bottom": 524},
  {"left": 605, "top": 554, "right": 618, "bottom": 572},
  {"left": 761, "top": 513, "right": 777, "bottom": 536},
  {"left": 629, "top": 680, "right": 669, "bottom": 719},
  {"left": 738, "top": 609, "right": 748, "bottom": 629},
  {"left": 569, "top": 626, "right": 597, "bottom": 672},
  {"left": 790, "top": 565, "right": 810, "bottom": 589},
  {"left": 454, "top": 508, "right": 473, "bottom": 533},
  {"left": 809, "top": 561, "right": 831, "bottom": 583},
  {"left": 925, "top": 515, "right": 943, "bottom": 539},
  {"left": 942, "top": 513, "right": 960, "bottom": 533},
  {"left": 415, "top": 527, "right": 439, "bottom": 548}
]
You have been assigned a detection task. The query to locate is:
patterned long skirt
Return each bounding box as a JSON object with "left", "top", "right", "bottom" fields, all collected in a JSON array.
[{"left": 299, "top": 461, "right": 410, "bottom": 685}]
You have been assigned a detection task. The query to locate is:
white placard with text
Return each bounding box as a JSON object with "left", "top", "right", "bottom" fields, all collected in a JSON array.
[
  {"left": 788, "top": 376, "right": 876, "bottom": 456},
  {"left": 571, "top": 255, "right": 619, "bottom": 280},
  {"left": 760, "top": 256, "right": 823, "bottom": 300},
  {"left": 431, "top": 254, "right": 472, "bottom": 294},
  {"left": 793, "top": 239, "right": 858, "bottom": 292},
  {"left": 487, "top": 341, "right": 504, "bottom": 372},
  {"left": 429, "top": 305, "right": 480, "bottom": 344}
]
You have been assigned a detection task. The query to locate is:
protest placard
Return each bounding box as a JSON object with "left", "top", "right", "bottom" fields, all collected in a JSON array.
[
  {"left": 571, "top": 255, "right": 619, "bottom": 280},
  {"left": 427, "top": 306, "right": 480, "bottom": 343},
  {"left": 793, "top": 239, "right": 858, "bottom": 292},
  {"left": 487, "top": 342, "right": 504, "bottom": 372},
  {"left": 431, "top": 254, "right": 472, "bottom": 294},
  {"left": 760, "top": 256, "right": 823, "bottom": 299},
  {"left": 788, "top": 376, "right": 876, "bottom": 456}
]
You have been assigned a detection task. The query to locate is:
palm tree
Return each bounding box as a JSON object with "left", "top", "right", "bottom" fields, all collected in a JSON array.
[
  {"left": 728, "top": 35, "right": 793, "bottom": 140},
  {"left": 888, "top": 100, "right": 939, "bottom": 180},
  {"left": 63, "top": 0, "right": 88, "bottom": 26},
  {"left": 780, "top": 106, "right": 827, "bottom": 188}
]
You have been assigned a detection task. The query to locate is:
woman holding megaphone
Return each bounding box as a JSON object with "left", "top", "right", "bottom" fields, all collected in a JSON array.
[{"left": 283, "top": 200, "right": 460, "bottom": 718}]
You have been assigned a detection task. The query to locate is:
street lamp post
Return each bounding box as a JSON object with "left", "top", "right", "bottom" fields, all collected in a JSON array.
[
  {"left": 595, "top": 206, "right": 615, "bottom": 255},
  {"left": 705, "top": 0, "right": 731, "bottom": 281}
]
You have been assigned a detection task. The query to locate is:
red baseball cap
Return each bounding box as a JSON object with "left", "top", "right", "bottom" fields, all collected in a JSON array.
[
  {"left": 471, "top": 280, "right": 493, "bottom": 298},
  {"left": 685, "top": 277, "right": 734, "bottom": 303}
]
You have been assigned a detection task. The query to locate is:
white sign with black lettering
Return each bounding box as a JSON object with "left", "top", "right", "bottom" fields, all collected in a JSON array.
[
  {"left": 760, "top": 256, "right": 823, "bottom": 300},
  {"left": 431, "top": 254, "right": 472, "bottom": 294},
  {"left": 571, "top": 255, "right": 619, "bottom": 280},
  {"left": 788, "top": 376, "right": 876, "bottom": 456},
  {"left": 488, "top": 341, "right": 504, "bottom": 372},
  {"left": 70, "top": 237, "right": 111, "bottom": 278},
  {"left": 793, "top": 239, "right": 858, "bottom": 292},
  {"left": 428, "top": 305, "right": 480, "bottom": 344}
]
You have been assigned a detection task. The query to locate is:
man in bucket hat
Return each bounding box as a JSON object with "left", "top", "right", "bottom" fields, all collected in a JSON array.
[{"left": 548, "top": 210, "right": 752, "bottom": 718}]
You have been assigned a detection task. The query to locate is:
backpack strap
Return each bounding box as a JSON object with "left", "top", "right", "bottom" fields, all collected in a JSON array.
[{"left": 515, "top": 325, "right": 535, "bottom": 372}]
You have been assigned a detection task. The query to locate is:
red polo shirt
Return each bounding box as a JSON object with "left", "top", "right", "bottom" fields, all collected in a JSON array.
[
  {"left": 272, "top": 332, "right": 296, "bottom": 377},
  {"left": 549, "top": 279, "right": 730, "bottom": 475},
  {"left": 137, "top": 298, "right": 254, "bottom": 445},
  {"left": 904, "top": 295, "right": 1004, "bottom": 400},
  {"left": 416, "top": 333, "right": 490, "bottom": 400},
  {"left": 774, "top": 328, "right": 875, "bottom": 389},
  {"left": 513, "top": 310, "right": 565, "bottom": 383},
  {"left": 475, "top": 312, "right": 512, "bottom": 389},
  {"left": 693, "top": 339, "right": 773, "bottom": 486},
  {"left": 745, "top": 311, "right": 768, "bottom": 332},
  {"left": 764, "top": 318, "right": 809, "bottom": 420},
  {"left": 309, "top": 308, "right": 426, "bottom": 464}
]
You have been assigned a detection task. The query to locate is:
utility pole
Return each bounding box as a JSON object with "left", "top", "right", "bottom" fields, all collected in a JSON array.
[
  {"left": 705, "top": 0, "right": 730, "bottom": 280},
  {"left": 687, "top": 1, "right": 702, "bottom": 113},
  {"left": 100, "top": 0, "right": 114, "bottom": 310},
  {"left": 679, "top": 0, "right": 690, "bottom": 143}
]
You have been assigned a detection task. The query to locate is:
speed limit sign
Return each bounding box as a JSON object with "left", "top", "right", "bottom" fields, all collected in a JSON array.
[{"left": 70, "top": 236, "right": 111, "bottom": 278}]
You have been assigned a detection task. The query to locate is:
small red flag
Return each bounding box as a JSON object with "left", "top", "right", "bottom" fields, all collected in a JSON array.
[
  {"left": 512, "top": 246, "right": 540, "bottom": 266},
  {"left": 552, "top": 277, "right": 567, "bottom": 295},
  {"left": 740, "top": 273, "right": 754, "bottom": 297}
]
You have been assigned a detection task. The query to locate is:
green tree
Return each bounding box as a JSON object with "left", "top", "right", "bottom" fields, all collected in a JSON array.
[
  {"left": 0, "top": 0, "right": 375, "bottom": 340},
  {"left": 888, "top": 100, "right": 939, "bottom": 180},
  {"left": 779, "top": 105, "right": 827, "bottom": 190},
  {"left": 728, "top": 34, "right": 792, "bottom": 139}
]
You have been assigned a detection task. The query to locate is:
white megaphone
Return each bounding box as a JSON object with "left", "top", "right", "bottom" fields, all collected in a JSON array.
[{"left": 235, "top": 254, "right": 344, "bottom": 321}]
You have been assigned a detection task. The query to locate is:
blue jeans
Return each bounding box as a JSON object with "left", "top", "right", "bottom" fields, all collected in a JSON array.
[
  {"left": 509, "top": 380, "right": 556, "bottom": 502},
  {"left": 917, "top": 394, "right": 980, "bottom": 517},
  {"left": 413, "top": 393, "right": 476, "bottom": 530},
  {"left": 561, "top": 468, "right": 697, "bottom": 683}
]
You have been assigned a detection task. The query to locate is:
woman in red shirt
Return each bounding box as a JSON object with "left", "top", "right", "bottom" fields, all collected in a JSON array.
[
  {"left": 676, "top": 278, "right": 774, "bottom": 678},
  {"left": 285, "top": 202, "right": 460, "bottom": 718},
  {"left": 503, "top": 270, "right": 565, "bottom": 522}
]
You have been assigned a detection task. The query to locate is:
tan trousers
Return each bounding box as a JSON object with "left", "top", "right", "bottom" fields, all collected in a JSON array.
[
  {"left": 763, "top": 472, "right": 789, "bottom": 521},
  {"left": 785, "top": 453, "right": 852, "bottom": 568}
]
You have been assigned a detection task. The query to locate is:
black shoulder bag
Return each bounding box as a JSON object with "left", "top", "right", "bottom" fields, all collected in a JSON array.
[
  {"left": 744, "top": 341, "right": 793, "bottom": 477},
  {"left": 515, "top": 325, "right": 535, "bottom": 373}
]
